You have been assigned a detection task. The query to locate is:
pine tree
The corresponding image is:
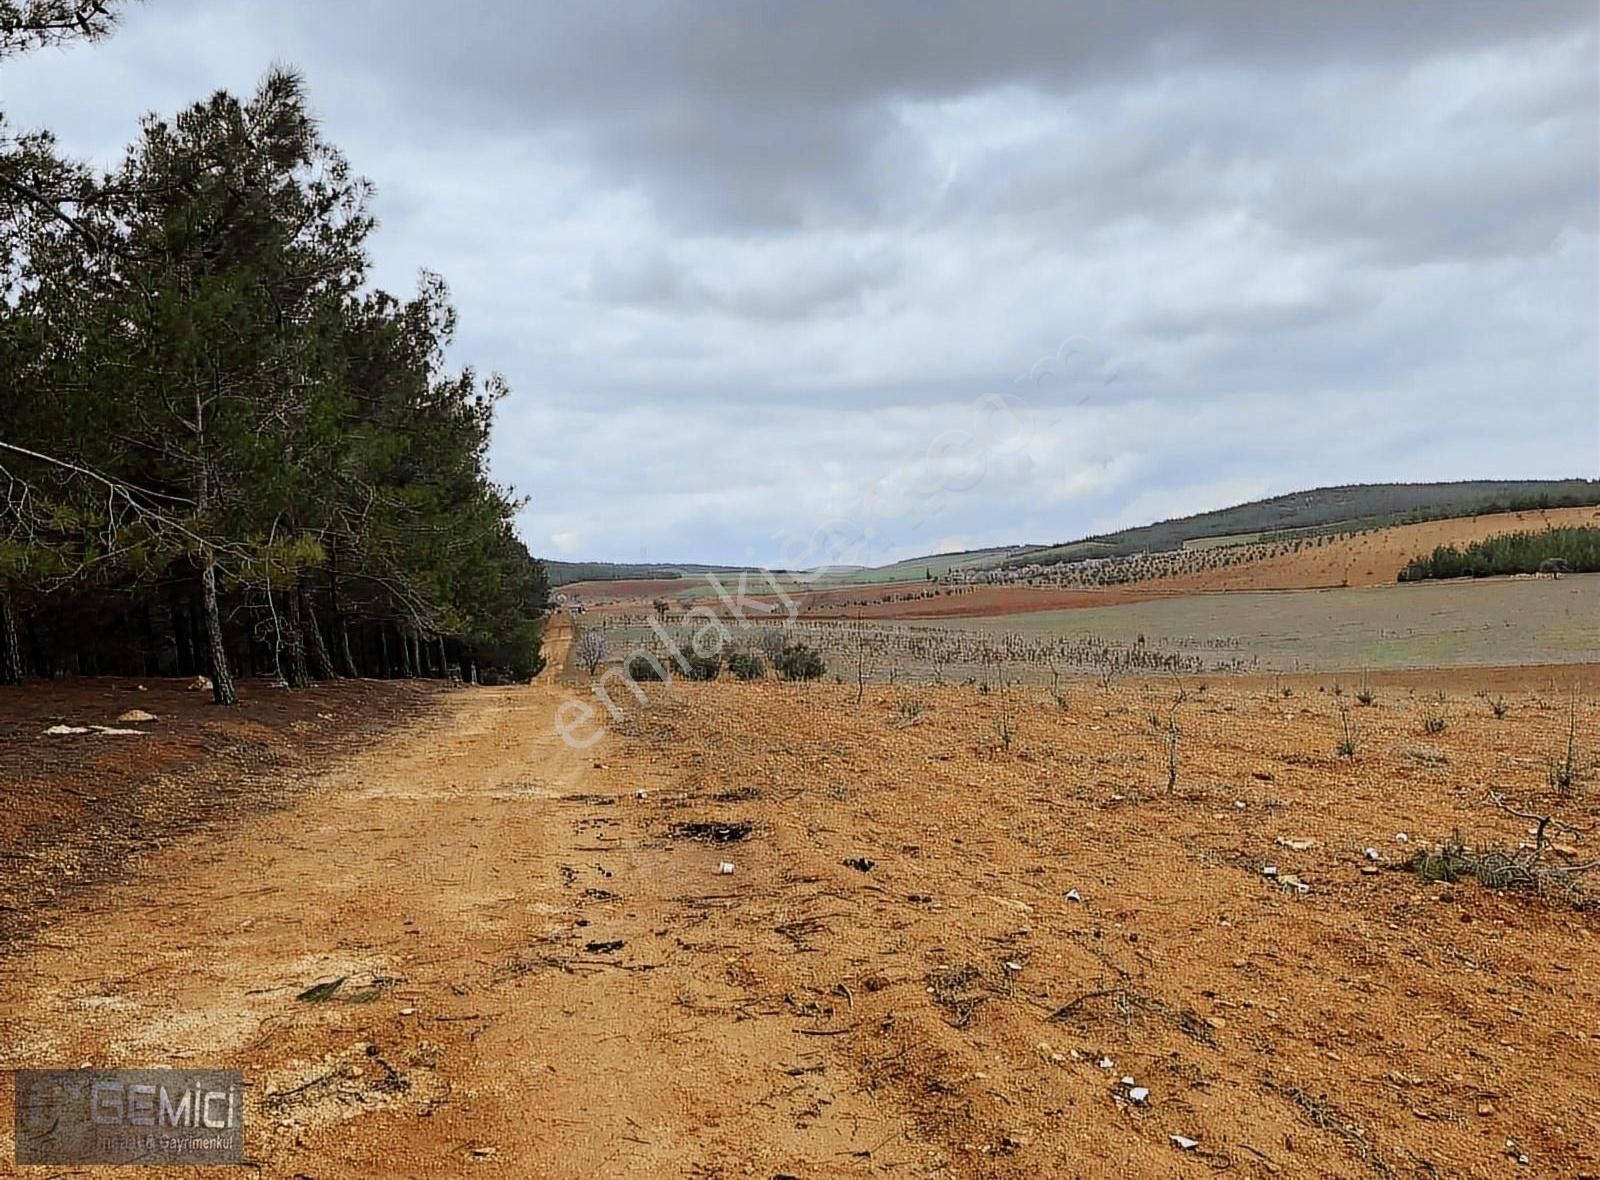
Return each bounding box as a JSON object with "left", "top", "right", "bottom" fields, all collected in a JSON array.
[{"left": 3, "top": 55, "right": 551, "bottom": 693}]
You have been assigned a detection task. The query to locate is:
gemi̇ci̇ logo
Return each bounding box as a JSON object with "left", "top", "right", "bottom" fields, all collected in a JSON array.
[{"left": 14, "top": 1068, "right": 244, "bottom": 1165}]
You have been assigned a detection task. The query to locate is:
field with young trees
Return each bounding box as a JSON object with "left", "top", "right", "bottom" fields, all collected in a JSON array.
[{"left": 1, "top": 5, "right": 548, "bottom": 701}]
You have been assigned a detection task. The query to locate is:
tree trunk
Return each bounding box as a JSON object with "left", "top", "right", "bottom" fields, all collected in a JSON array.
[
  {"left": 339, "top": 621, "right": 359, "bottom": 678},
  {"left": 329, "top": 548, "right": 359, "bottom": 678},
  {"left": 191, "top": 389, "right": 235, "bottom": 705},
  {"left": 379, "top": 626, "right": 391, "bottom": 678},
  {"left": 400, "top": 627, "right": 415, "bottom": 678},
  {"left": 436, "top": 635, "right": 450, "bottom": 680},
  {"left": 169, "top": 581, "right": 194, "bottom": 676},
  {"left": 24, "top": 616, "right": 42, "bottom": 680},
  {"left": 301, "top": 581, "right": 336, "bottom": 680},
  {"left": 281, "top": 585, "right": 310, "bottom": 689},
  {"left": 189, "top": 583, "right": 207, "bottom": 677},
  {"left": 140, "top": 600, "right": 159, "bottom": 677},
  {"left": 200, "top": 554, "right": 237, "bottom": 705},
  {"left": 0, "top": 586, "right": 23, "bottom": 686}
]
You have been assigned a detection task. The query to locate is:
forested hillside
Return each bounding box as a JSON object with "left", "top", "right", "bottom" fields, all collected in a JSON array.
[
  {"left": 547, "top": 561, "right": 687, "bottom": 587},
  {"left": 0, "top": 3, "right": 548, "bottom": 699},
  {"left": 1009, "top": 479, "right": 1600, "bottom": 566}
]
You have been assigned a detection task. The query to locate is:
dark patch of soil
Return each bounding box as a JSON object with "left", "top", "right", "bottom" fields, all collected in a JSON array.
[{"left": 667, "top": 820, "right": 754, "bottom": 844}]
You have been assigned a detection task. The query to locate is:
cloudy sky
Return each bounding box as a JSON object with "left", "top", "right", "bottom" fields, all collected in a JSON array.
[{"left": 5, "top": 1, "right": 1596, "bottom": 567}]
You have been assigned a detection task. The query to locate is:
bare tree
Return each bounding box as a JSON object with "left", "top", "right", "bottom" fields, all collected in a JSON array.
[
  {"left": 574, "top": 628, "right": 607, "bottom": 676},
  {"left": 1158, "top": 675, "right": 1188, "bottom": 793}
]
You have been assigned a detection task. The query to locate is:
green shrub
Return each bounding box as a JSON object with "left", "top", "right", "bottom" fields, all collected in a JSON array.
[
  {"left": 1408, "top": 830, "right": 1558, "bottom": 900},
  {"left": 681, "top": 650, "right": 721, "bottom": 681},
  {"left": 626, "top": 654, "right": 666, "bottom": 681},
  {"left": 776, "top": 643, "right": 826, "bottom": 681},
  {"left": 1412, "top": 830, "right": 1469, "bottom": 883},
  {"left": 727, "top": 651, "right": 765, "bottom": 681}
]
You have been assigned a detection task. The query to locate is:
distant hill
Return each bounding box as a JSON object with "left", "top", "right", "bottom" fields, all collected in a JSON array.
[
  {"left": 547, "top": 478, "right": 1600, "bottom": 585},
  {"left": 546, "top": 561, "right": 685, "bottom": 587},
  {"left": 1004, "top": 478, "right": 1600, "bottom": 568},
  {"left": 826, "top": 546, "right": 1036, "bottom": 585},
  {"left": 546, "top": 559, "right": 762, "bottom": 587}
]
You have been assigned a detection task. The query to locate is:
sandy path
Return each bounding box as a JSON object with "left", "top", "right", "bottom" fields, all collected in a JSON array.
[{"left": 0, "top": 618, "right": 908, "bottom": 1177}]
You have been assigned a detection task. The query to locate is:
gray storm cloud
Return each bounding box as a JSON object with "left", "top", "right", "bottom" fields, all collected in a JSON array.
[{"left": 5, "top": 1, "right": 1594, "bottom": 564}]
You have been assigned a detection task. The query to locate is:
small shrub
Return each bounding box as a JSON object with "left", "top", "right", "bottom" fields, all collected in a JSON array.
[
  {"left": 776, "top": 643, "right": 826, "bottom": 681},
  {"left": 1412, "top": 830, "right": 1470, "bottom": 883},
  {"left": 1420, "top": 693, "right": 1448, "bottom": 735},
  {"left": 727, "top": 651, "right": 765, "bottom": 681},
  {"left": 681, "top": 651, "right": 721, "bottom": 681},
  {"left": 1408, "top": 819, "right": 1589, "bottom": 906},
  {"left": 1335, "top": 701, "right": 1360, "bottom": 759},
  {"left": 627, "top": 654, "right": 666, "bottom": 681},
  {"left": 993, "top": 714, "right": 1016, "bottom": 751},
  {"left": 1489, "top": 695, "right": 1509, "bottom": 720},
  {"left": 1548, "top": 699, "right": 1591, "bottom": 795},
  {"left": 894, "top": 695, "right": 925, "bottom": 725}
]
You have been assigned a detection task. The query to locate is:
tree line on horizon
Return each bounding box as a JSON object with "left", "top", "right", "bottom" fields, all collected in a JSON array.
[{"left": 1, "top": 2, "right": 549, "bottom": 702}]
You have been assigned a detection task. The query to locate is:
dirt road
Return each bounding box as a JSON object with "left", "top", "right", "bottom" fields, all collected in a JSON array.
[{"left": 0, "top": 619, "right": 914, "bottom": 1177}]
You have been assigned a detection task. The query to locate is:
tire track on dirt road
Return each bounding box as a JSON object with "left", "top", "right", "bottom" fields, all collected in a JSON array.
[{"left": 0, "top": 616, "right": 915, "bottom": 1177}]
